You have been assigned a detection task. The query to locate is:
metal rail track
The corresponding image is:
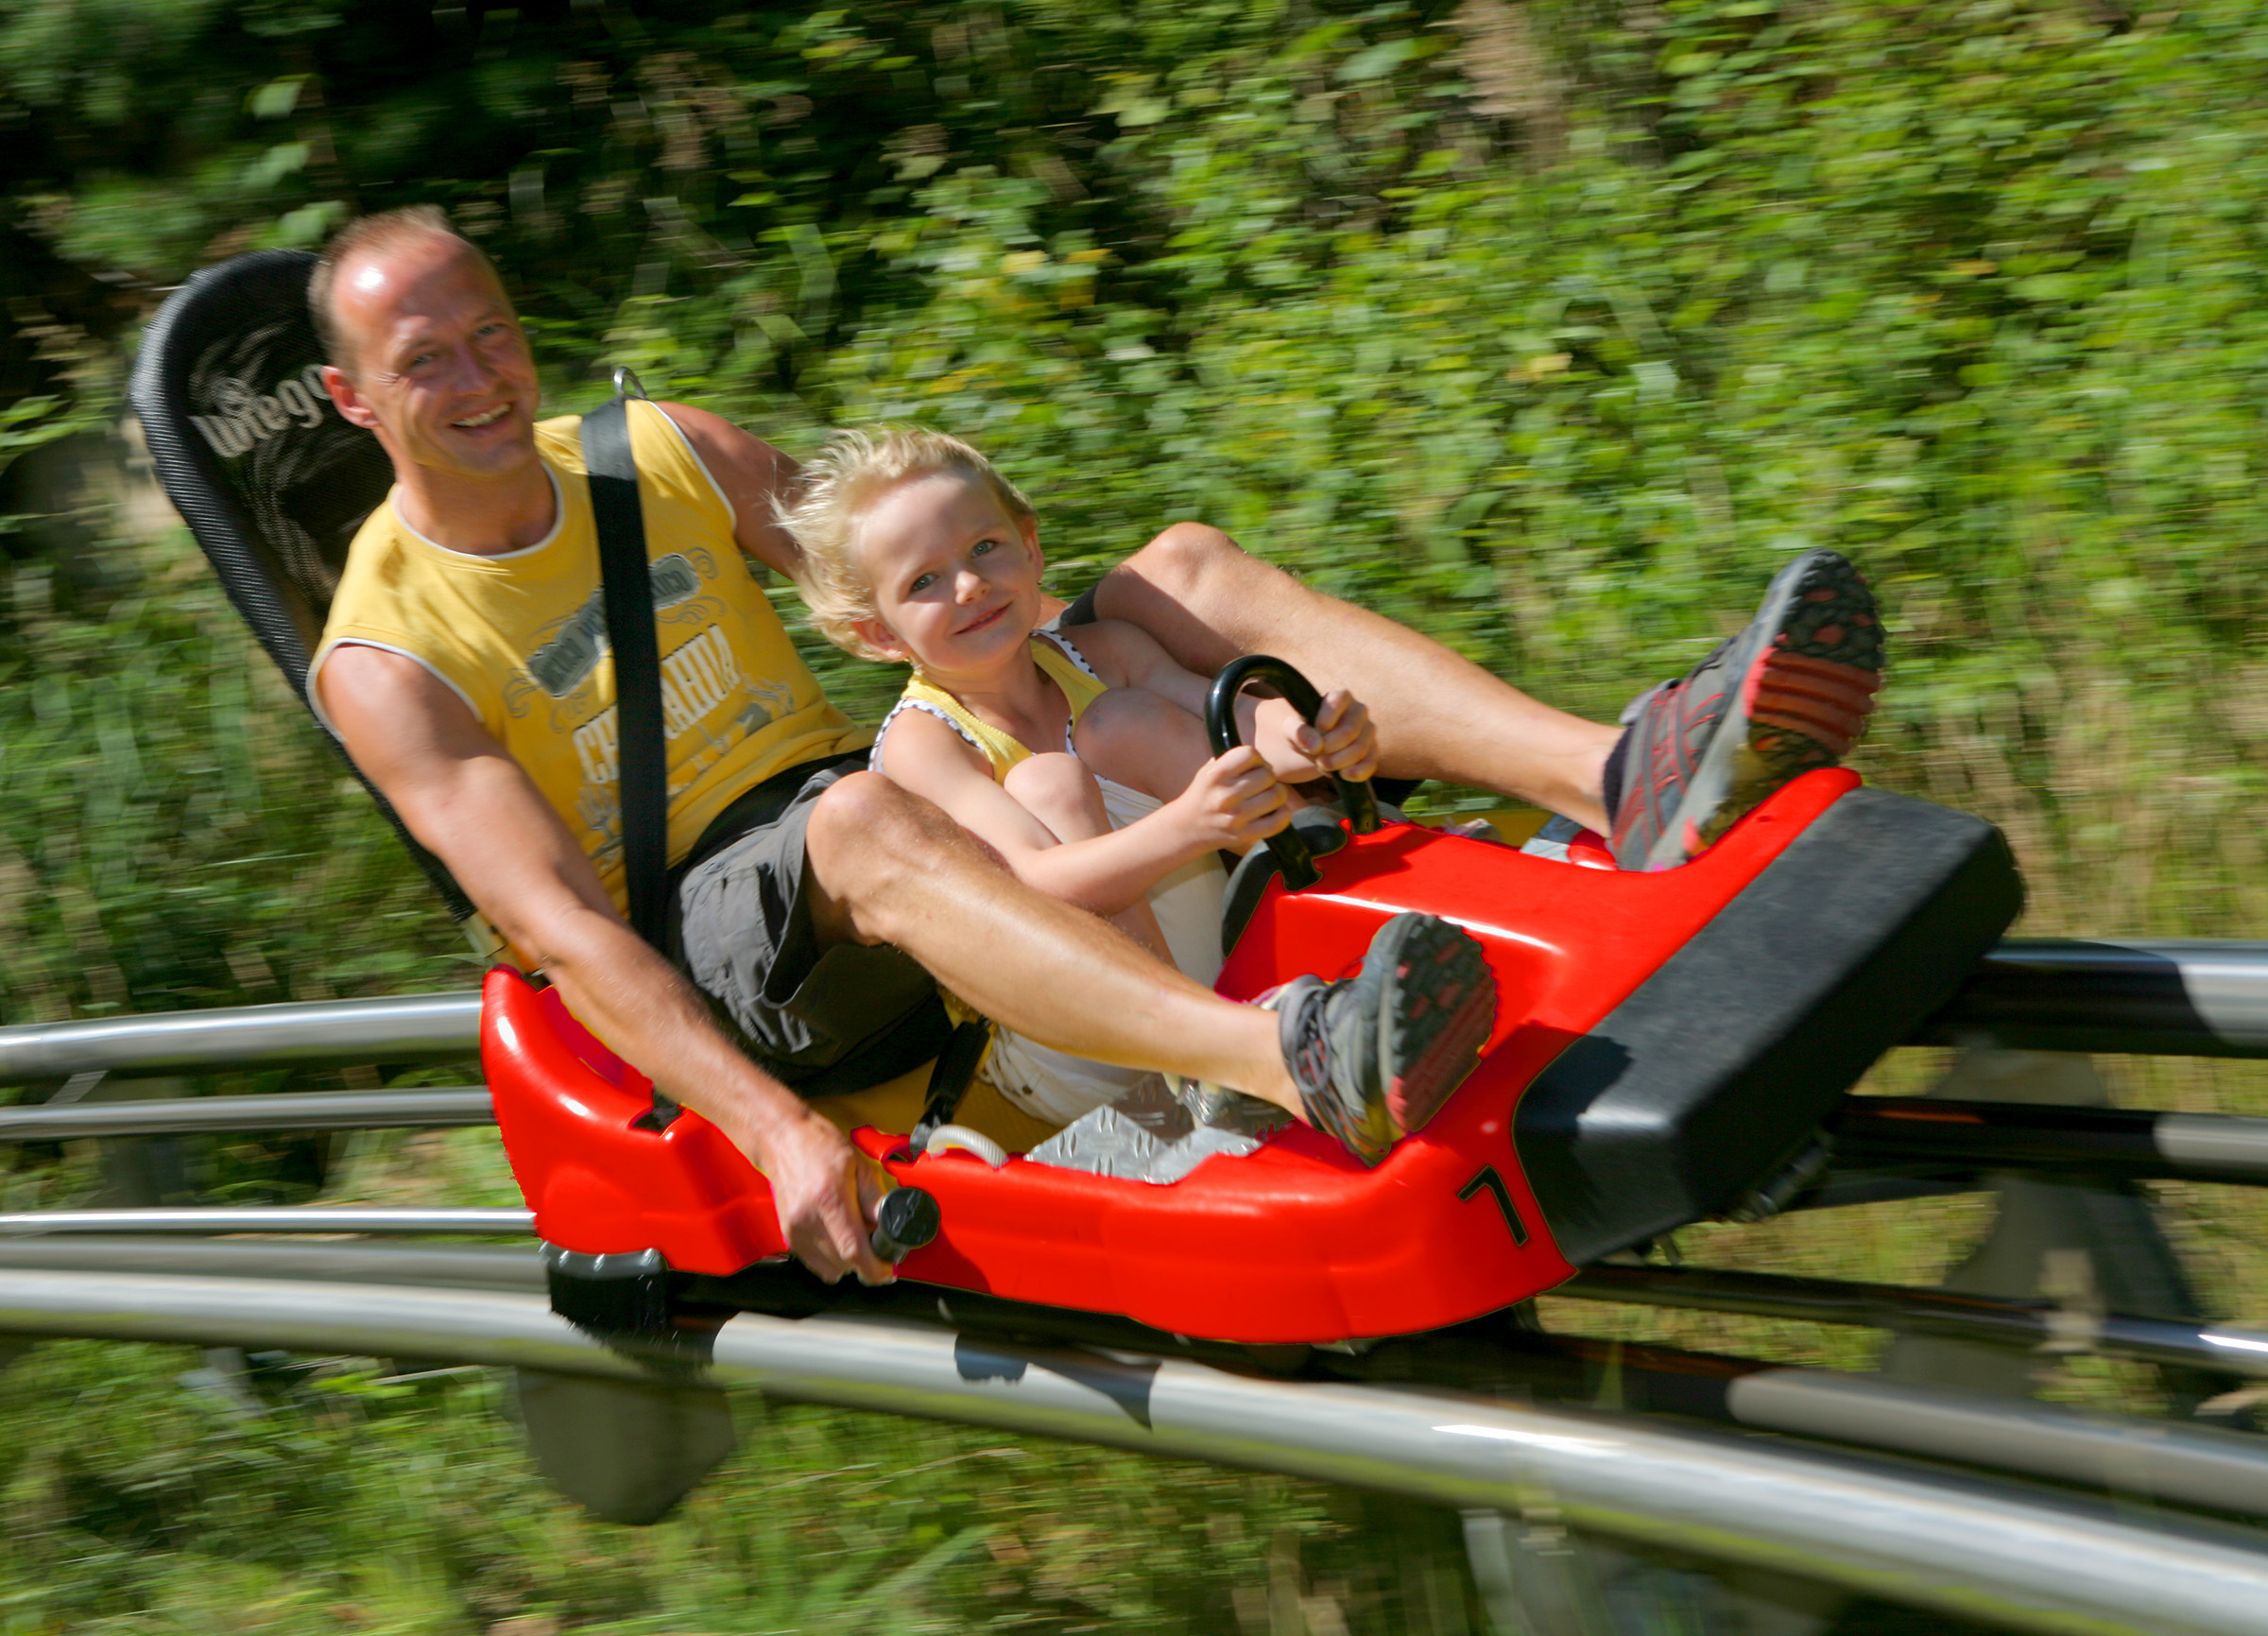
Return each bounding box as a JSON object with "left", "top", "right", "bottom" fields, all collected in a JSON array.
[
  {"left": 1564, "top": 1263, "right": 2268, "bottom": 1378},
  {"left": 14, "top": 1203, "right": 2268, "bottom": 1526},
  {"left": 9, "top": 1232, "right": 2268, "bottom": 1524},
  {"left": 9, "top": 961, "right": 2268, "bottom": 1628},
  {"left": 1921, "top": 939, "right": 2268, "bottom": 1059},
  {"left": 7, "top": 938, "right": 2268, "bottom": 1082},
  {"left": 1832, "top": 1095, "right": 2268, "bottom": 1186},
  {"left": 0, "top": 1266, "right": 2263, "bottom": 1636},
  {"left": 0, "top": 1086, "right": 494, "bottom": 1140},
  {"left": 0, "top": 990, "right": 482, "bottom": 1077},
  {"left": 0, "top": 1207, "right": 532, "bottom": 1235},
  {"left": 0, "top": 1235, "right": 541, "bottom": 1290}
]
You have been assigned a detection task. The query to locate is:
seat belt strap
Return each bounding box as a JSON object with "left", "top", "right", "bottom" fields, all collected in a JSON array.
[
  {"left": 583, "top": 374, "right": 680, "bottom": 1130},
  {"left": 583, "top": 385, "right": 668, "bottom": 948}
]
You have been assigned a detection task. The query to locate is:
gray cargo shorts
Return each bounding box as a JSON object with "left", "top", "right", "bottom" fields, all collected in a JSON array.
[{"left": 670, "top": 751, "right": 951, "bottom": 1094}]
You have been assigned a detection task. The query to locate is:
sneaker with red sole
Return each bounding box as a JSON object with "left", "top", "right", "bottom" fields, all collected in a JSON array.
[
  {"left": 1267, "top": 911, "right": 1497, "bottom": 1166},
  {"left": 1609, "top": 549, "right": 1884, "bottom": 872}
]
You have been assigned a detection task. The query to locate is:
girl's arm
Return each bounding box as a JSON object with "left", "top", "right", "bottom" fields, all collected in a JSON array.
[
  {"left": 1066, "top": 620, "right": 1379, "bottom": 785},
  {"left": 877, "top": 708, "right": 1284, "bottom": 917}
]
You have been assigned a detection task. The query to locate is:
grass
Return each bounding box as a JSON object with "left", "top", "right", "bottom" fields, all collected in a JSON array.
[{"left": 0, "top": 1334, "right": 1489, "bottom": 1636}]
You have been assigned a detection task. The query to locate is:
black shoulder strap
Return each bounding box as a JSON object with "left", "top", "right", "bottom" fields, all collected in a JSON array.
[
  {"left": 586, "top": 374, "right": 683, "bottom": 1132},
  {"left": 583, "top": 378, "right": 669, "bottom": 950}
]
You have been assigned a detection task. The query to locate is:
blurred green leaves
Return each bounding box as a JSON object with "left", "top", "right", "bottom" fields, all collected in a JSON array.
[
  {"left": 0, "top": 528, "right": 463, "bottom": 1025},
  {"left": 7, "top": 0, "right": 2268, "bottom": 1038}
]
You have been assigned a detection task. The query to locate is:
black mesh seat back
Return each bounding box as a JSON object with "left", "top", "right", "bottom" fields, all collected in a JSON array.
[{"left": 129, "top": 249, "right": 472, "bottom": 919}]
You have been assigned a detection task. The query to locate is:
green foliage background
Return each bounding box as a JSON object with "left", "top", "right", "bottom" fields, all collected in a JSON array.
[
  {"left": 11, "top": 0, "right": 2268, "bottom": 1022},
  {"left": 3, "top": 0, "right": 2267, "bottom": 1629},
  {"left": 13, "top": 0, "right": 2268, "bottom": 1016}
]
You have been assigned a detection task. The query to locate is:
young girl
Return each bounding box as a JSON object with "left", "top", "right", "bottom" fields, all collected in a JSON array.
[{"left": 781, "top": 427, "right": 1486, "bottom": 1164}]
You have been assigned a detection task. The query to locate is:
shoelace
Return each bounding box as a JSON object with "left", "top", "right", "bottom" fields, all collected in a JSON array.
[{"left": 1280, "top": 983, "right": 1342, "bottom": 1127}]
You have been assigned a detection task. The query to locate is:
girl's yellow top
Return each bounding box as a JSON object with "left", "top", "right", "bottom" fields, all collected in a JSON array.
[{"left": 876, "top": 632, "right": 1108, "bottom": 780}]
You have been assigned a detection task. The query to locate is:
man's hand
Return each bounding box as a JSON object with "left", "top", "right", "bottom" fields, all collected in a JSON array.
[
  {"left": 1257, "top": 689, "right": 1380, "bottom": 786},
  {"left": 747, "top": 1105, "right": 897, "bottom": 1285},
  {"left": 1166, "top": 744, "right": 1292, "bottom": 853}
]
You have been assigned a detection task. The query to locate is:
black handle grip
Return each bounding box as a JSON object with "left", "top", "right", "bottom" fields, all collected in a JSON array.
[
  {"left": 870, "top": 1186, "right": 940, "bottom": 1264},
  {"left": 1205, "top": 655, "right": 1379, "bottom": 891}
]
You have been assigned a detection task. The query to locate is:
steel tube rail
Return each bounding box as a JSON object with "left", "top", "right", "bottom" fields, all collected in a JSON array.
[
  {"left": 1925, "top": 938, "right": 2268, "bottom": 1059},
  {"left": 0, "top": 1236, "right": 542, "bottom": 1290},
  {"left": 3, "top": 936, "right": 2268, "bottom": 1083},
  {"left": 1720, "top": 1368, "right": 2268, "bottom": 1520},
  {"left": 0, "top": 990, "right": 481, "bottom": 1079},
  {"left": 0, "top": 1207, "right": 532, "bottom": 1236},
  {"left": 1833, "top": 1096, "right": 2268, "bottom": 1186},
  {"left": 0, "top": 1087, "right": 494, "bottom": 1142},
  {"left": 15, "top": 1232, "right": 2268, "bottom": 1522},
  {"left": 1565, "top": 1264, "right": 2268, "bottom": 1378},
  {"left": 1436, "top": 1327, "right": 2268, "bottom": 1520},
  {"left": 0, "top": 1270, "right": 2259, "bottom": 1636}
]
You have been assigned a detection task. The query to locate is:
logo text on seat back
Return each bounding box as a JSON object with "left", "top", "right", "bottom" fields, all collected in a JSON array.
[{"left": 193, "top": 366, "right": 332, "bottom": 458}]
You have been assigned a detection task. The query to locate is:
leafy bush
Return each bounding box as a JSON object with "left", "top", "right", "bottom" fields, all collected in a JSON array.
[{"left": 9, "top": 0, "right": 2268, "bottom": 999}]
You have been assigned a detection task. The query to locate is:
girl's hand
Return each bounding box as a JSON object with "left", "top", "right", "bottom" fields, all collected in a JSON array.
[
  {"left": 1170, "top": 745, "right": 1290, "bottom": 852},
  {"left": 1257, "top": 690, "right": 1380, "bottom": 786}
]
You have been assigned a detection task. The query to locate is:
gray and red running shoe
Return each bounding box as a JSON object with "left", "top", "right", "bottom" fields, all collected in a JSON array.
[
  {"left": 1268, "top": 911, "right": 1497, "bottom": 1166},
  {"left": 1609, "top": 549, "right": 1884, "bottom": 872}
]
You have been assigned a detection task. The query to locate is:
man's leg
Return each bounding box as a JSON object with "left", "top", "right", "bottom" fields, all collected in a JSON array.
[
  {"left": 803, "top": 771, "right": 1293, "bottom": 1098},
  {"left": 1069, "top": 685, "right": 1212, "bottom": 807},
  {"left": 799, "top": 773, "right": 1493, "bottom": 1157},
  {"left": 1089, "top": 522, "right": 1623, "bottom": 832}
]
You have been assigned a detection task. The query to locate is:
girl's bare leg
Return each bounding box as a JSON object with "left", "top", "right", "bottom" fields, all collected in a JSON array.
[
  {"left": 1000, "top": 751, "right": 1173, "bottom": 962},
  {"left": 1070, "top": 686, "right": 1213, "bottom": 806}
]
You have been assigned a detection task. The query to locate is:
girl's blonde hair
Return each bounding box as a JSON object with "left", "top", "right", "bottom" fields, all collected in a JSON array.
[{"left": 776, "top": 425, "right": 1036, "bottom": 661}]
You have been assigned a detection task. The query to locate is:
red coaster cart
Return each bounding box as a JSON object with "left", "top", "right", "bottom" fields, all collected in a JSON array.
[{"left": 130, "top": 249, "right": 2021, "bottom": 1358}]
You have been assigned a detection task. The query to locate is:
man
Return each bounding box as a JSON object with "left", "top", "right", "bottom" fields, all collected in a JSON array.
[{"left": 309, "top": 208, "right": 1881, "bottom": 1284}]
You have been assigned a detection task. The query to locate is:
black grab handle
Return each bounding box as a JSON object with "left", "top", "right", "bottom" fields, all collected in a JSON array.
[
  {"left": 870, "top": 1186, "right": 940, "bottom": 1264},
  {"left": 1205, "top": 655, "right": 1379, "bottom": 892}
]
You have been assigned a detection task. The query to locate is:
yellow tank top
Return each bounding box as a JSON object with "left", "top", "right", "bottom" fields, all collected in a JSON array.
[
  {"left": 881, "top": 634, "right": 1108, "bottom": 781},
  {"left": 312, "top": 400, "right": 870, "bottom": 917}
]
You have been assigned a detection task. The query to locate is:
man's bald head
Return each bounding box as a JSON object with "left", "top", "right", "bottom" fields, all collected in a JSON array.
[{"left": 310, "top": 206, "right": 505, "bottom": 377}]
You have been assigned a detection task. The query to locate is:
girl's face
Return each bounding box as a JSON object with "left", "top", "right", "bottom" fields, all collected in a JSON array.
[{"left": 851, "top": 470, "right": 1042, "bottom": 676}]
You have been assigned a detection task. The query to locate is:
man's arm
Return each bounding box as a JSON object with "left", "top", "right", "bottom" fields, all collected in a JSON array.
[
  {"left": 655, "top": 401, "right": 806, "bottom": 577},
  {"left": 1091, "top": 522, "right": 1618, "bottom": 826},
  {"left": 318, "top": 644, "right": 892, "bottom": 1283}
]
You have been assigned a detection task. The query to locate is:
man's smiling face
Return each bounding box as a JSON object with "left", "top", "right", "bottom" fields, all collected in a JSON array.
[{"left": 321, "top": 230, "right": 542, "bottom": 486}]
